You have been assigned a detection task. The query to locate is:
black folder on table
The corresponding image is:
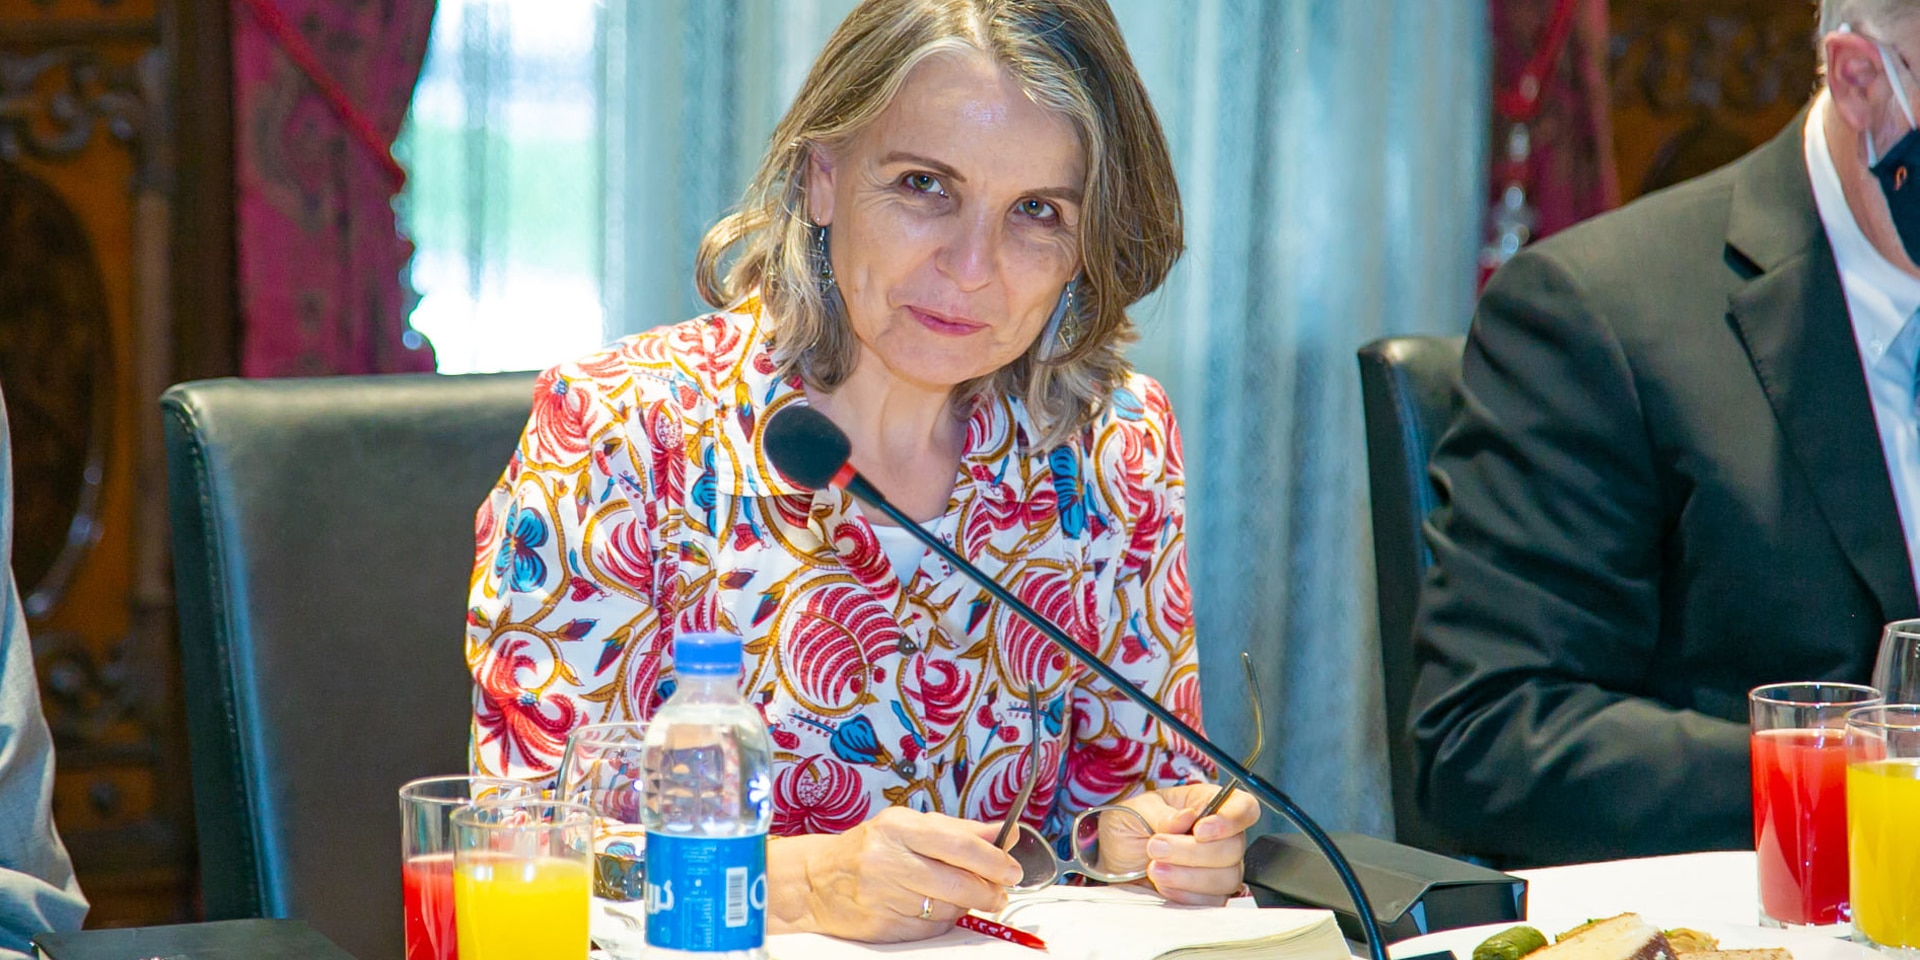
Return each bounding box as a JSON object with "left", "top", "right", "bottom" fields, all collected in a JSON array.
[
  {"left": 33, "top": 918, "right": 358, "bottom": 959},
  {"left": 1245, "top": 831, "right": 1528, "bottom": 944}
]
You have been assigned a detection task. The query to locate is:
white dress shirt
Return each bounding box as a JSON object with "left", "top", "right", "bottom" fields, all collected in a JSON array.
[{"left": 1805, "top": 90, "right": 1920, "bottom": 594}]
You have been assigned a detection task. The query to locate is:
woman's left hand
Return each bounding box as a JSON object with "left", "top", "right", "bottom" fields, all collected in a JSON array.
[{"left": 1111, "top": 783, "right": 1261, "bottom": 905}]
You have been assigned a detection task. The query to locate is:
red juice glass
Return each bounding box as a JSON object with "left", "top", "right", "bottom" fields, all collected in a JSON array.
[
  {"left": 1749, "top": 682, "right": 1881, "bottom": 931},
  {"left": 399, "top": 775, "right": 533, "bottom": 960}
]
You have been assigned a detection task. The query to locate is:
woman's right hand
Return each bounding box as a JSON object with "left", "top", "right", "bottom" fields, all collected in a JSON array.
[{"left": 767, "top": 807, "right": 1024, "bottom": 943}]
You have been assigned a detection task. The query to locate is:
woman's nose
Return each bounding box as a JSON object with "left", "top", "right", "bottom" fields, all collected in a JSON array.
[{"left": 936, "top": 216, "right": 995, "bottom": 291}]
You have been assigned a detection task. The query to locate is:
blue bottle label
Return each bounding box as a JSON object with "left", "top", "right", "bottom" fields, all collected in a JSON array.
[{"left": 644, "top": 831, "right": 767, "bottom": 952}]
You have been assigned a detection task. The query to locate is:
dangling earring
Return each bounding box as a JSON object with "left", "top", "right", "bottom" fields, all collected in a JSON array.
[
  {"left": 1037, "top": 279, "right": 1082, "bottom": 362},
  {"left": 812, "top": 222, "right": 847, "bottom": 320},
  {"left": 813, "top": 223, "right": 836, "bottom": 290}
]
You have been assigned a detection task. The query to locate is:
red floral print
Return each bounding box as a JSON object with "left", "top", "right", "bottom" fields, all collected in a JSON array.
[{"left": 467, "top": 301, "right": 1206, "bottom": 838}]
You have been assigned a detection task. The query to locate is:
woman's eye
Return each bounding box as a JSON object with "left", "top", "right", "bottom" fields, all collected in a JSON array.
[
  {"left": 903, "top": 173, "right": 945, "bottom": 196},
  {"left": 1019, "top": 198, "right": 1059, "bottom": 222}
]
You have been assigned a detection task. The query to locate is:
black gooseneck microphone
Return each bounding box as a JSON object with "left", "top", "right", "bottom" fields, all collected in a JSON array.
[{"left": 762, "top": 403, "right": 1390, "bottom": 959}]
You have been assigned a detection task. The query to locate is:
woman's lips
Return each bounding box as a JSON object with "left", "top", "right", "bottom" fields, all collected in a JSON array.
[{"left": 907, "top": 306, "right": 986, "bottom": 336}]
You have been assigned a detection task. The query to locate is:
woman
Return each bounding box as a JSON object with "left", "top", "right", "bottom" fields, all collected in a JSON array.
[{"left": 466, "top": 0, "right": 1259, "bottom": 943}]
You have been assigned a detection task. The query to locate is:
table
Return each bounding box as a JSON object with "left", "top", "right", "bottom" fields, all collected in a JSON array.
[
  {"left": 1362, "top": 852, "right": 1765, "bottom": 960},
  {"left": 1514, "top": 850, "right": 1759, "bottom": 928}
]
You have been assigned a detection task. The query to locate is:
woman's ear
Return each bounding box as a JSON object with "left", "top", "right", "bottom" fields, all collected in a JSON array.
[{"left": 805, "top": 146, "right": 837, "bottom": 227}]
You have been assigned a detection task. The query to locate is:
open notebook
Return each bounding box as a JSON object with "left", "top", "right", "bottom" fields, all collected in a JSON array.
[{"left": 765, "top": 885, "right": 1348, "bottom": 960}]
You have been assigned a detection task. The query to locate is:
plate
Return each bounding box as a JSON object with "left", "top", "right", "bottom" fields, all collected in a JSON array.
[{"left": 1389, "top": 921, "right": 1880, "bottom": 960}]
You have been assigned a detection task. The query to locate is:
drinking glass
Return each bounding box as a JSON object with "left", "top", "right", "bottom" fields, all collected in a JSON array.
[
  {"left": 1848, "top": 705, "right": 1920, "bottom": 956},
  {"left": 451, "top": 798, "right": 593, "bottom": 960},
  {"left": 1874, "top": 619, "right": 1920, "bottom": 704},
  {"left": 555, "top": 721, "right": 649, "bottom": 960},
  {"left": 1749, "top": 682, "right": 1881, "bottom": 930},
  {"left": 398, "top": 775, "right": 534, "bottom": 960}
]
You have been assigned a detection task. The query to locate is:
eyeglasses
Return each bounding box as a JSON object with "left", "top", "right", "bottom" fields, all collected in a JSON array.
[{"left": 993, "top": 653, "right": 1266, "bottom": 892}]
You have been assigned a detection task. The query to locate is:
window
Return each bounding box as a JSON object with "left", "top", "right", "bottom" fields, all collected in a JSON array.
[{"left": 397, "top": 0, "right": 607, "bottom": 374}]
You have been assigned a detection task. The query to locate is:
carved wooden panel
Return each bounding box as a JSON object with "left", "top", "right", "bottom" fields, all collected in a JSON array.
[
  {"left": 0, "top": 164, "right": 108, "bottom": 610},
  {"left": 1610, "top": 0, "right": 1819, "bottom": 201},
  {"left": 0, "top": 0, "right": 196, "bottom": 928}
]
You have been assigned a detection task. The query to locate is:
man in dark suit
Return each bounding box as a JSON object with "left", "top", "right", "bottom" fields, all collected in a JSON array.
[{"left": 1412, "top": 2, "right": 1920, "bottom": 865}]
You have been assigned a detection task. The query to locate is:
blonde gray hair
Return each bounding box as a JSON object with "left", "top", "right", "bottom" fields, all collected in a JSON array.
[
  {"left": 1820, "top": 0, "right": 1920, "bottom": 42},
  {"left": 694, "top": 0, "right": 1183, "bottom": 449}
]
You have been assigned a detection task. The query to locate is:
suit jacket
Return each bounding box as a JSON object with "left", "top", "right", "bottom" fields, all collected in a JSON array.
[
  {"left": 1410, "top": 112, "right": 1918, "bottom": 866},
  {"left": 0, "top": 387, "right": 87, "bottom": 957}
]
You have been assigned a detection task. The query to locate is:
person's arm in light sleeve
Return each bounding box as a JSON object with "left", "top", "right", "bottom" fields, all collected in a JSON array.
[
  {"left": 0, "top": 391, "right": 86, "bottom": 958},
  {"left": 1411, "top": 246, "right": 1749, "bottom": 864}
]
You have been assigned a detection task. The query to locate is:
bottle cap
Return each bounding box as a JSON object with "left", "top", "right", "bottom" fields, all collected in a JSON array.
[{"left": 674, "top": 632, "right": 745, "bottom": 675}]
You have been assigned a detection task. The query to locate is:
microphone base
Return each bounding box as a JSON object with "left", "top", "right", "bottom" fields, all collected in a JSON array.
[{"left": 1245, "top": 832, "right": 1526, "bottom": 944}]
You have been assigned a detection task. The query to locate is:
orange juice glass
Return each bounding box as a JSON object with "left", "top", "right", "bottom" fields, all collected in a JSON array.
[
  {"left": 1846, "top": 705, "right": 1920, "bottom": 954},
  {"left": 451, "top": 799, "right": 592, "bottom": 960}
]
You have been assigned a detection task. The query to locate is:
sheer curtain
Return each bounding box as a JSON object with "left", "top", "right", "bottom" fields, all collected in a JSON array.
[
  {"left": 398, "top": 0, "right": 1486, "bottom": 836},
  {"left": 1111, "top": 0, "right": 1488, "bottom": 836}
]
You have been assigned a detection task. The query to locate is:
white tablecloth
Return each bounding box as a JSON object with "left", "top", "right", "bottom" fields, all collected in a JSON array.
[
  {"left": 1360, "top": 851, "right": 1764, "bottom": 960},
  {"left": 617, "top": 850, "right": 1768, "bottom": 959},
  {"left": 1513, "top": 850, "right": 1759, "bottom": 928}
]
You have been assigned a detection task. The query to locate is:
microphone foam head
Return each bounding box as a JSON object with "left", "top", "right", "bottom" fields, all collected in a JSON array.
[{"left": 763, "top": 403, "right": 853, "bottom": 491}]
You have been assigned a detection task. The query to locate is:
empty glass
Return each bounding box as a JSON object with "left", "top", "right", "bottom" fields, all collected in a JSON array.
[
  {"left": 1874, "top": 619, "right": 1920, "bottom": 705},
  {"left": 555, "top": 721, "right": 649, "bottom": 960}
]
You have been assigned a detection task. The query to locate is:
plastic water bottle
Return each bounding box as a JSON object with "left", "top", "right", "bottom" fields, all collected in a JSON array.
[{"left": 640, "top": 632, "right": 773, "bottom": 959}]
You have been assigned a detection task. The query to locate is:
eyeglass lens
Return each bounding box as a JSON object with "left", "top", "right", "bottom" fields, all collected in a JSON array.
[
  {"left": 1008, "top": 828, "right": 1060, "bottom": 891},
  {"left": 1007, "top": 806, "right": 1153, "bottom": 892}
]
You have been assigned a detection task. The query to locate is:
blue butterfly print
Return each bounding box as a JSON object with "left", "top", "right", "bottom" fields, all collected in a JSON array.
[
  {"left": 1039, "top": 695, "right": 1065, "bottom": 738},
  {"left": 1048, "top": 445, "right": 1086, "bottom": 539},
  {"left": 691, "top": 444, "right": 718, "bottom": 532},
  {"left": 830, "top": 715, "right": 883, "bottom": 765},
  {"left": 493, "top": 503, "right": 549, "bottom": 593}
]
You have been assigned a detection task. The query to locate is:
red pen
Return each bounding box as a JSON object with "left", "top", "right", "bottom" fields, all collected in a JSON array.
[{"left": 957, "top": 914, "right": 1049, "bottom": 952}]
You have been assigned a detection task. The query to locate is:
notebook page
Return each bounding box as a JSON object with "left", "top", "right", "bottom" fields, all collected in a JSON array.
[
  {"left": 998, "top": 895, "right": 1338, "bottom": 960},
  {"left": 765, "top": 887, "right": 1339, "bottom": 960},
  {"left": 765, "top": 886, "right": 1177, "bottom": 960},
  {"left": 768, "top": 925, "right": 1029, "bottom": 960}
]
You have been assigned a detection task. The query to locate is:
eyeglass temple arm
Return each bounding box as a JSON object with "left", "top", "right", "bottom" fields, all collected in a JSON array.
[
  {"left": 1197, "top": 653, "right": 1265, "bottom": 820},
  {"left": 992, "top": 686, "right": 1045, "bottom": 851}
]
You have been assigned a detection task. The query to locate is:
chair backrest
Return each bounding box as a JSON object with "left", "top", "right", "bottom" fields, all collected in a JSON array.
[
  {"left": 1356, "top": 335, "right": 1465, "bottom": 854},
  {"left": 162, "top": 372, "right": 535, "bottom": 960}
]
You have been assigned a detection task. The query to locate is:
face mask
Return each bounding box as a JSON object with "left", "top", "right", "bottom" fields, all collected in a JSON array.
[{"left": 1865, "top": 36, "right": 1920, "bottom": 263}]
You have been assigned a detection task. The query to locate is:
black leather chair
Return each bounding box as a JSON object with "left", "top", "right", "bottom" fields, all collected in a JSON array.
[
  {"left": 1356, "top": 336, "right": 1465, "bottom": 855},
  {"left": 162, "top": 372, "right": 536, "bottom": 960}
]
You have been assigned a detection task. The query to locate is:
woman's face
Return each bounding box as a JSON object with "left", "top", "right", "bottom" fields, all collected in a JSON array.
[{"left": 806, "top": 52, "right": 1086, "bottom": 393}]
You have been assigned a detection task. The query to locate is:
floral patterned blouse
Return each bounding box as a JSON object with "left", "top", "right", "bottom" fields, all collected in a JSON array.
[{"left": 466, "top": 299, "right": 1207, "bottom": 839}]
